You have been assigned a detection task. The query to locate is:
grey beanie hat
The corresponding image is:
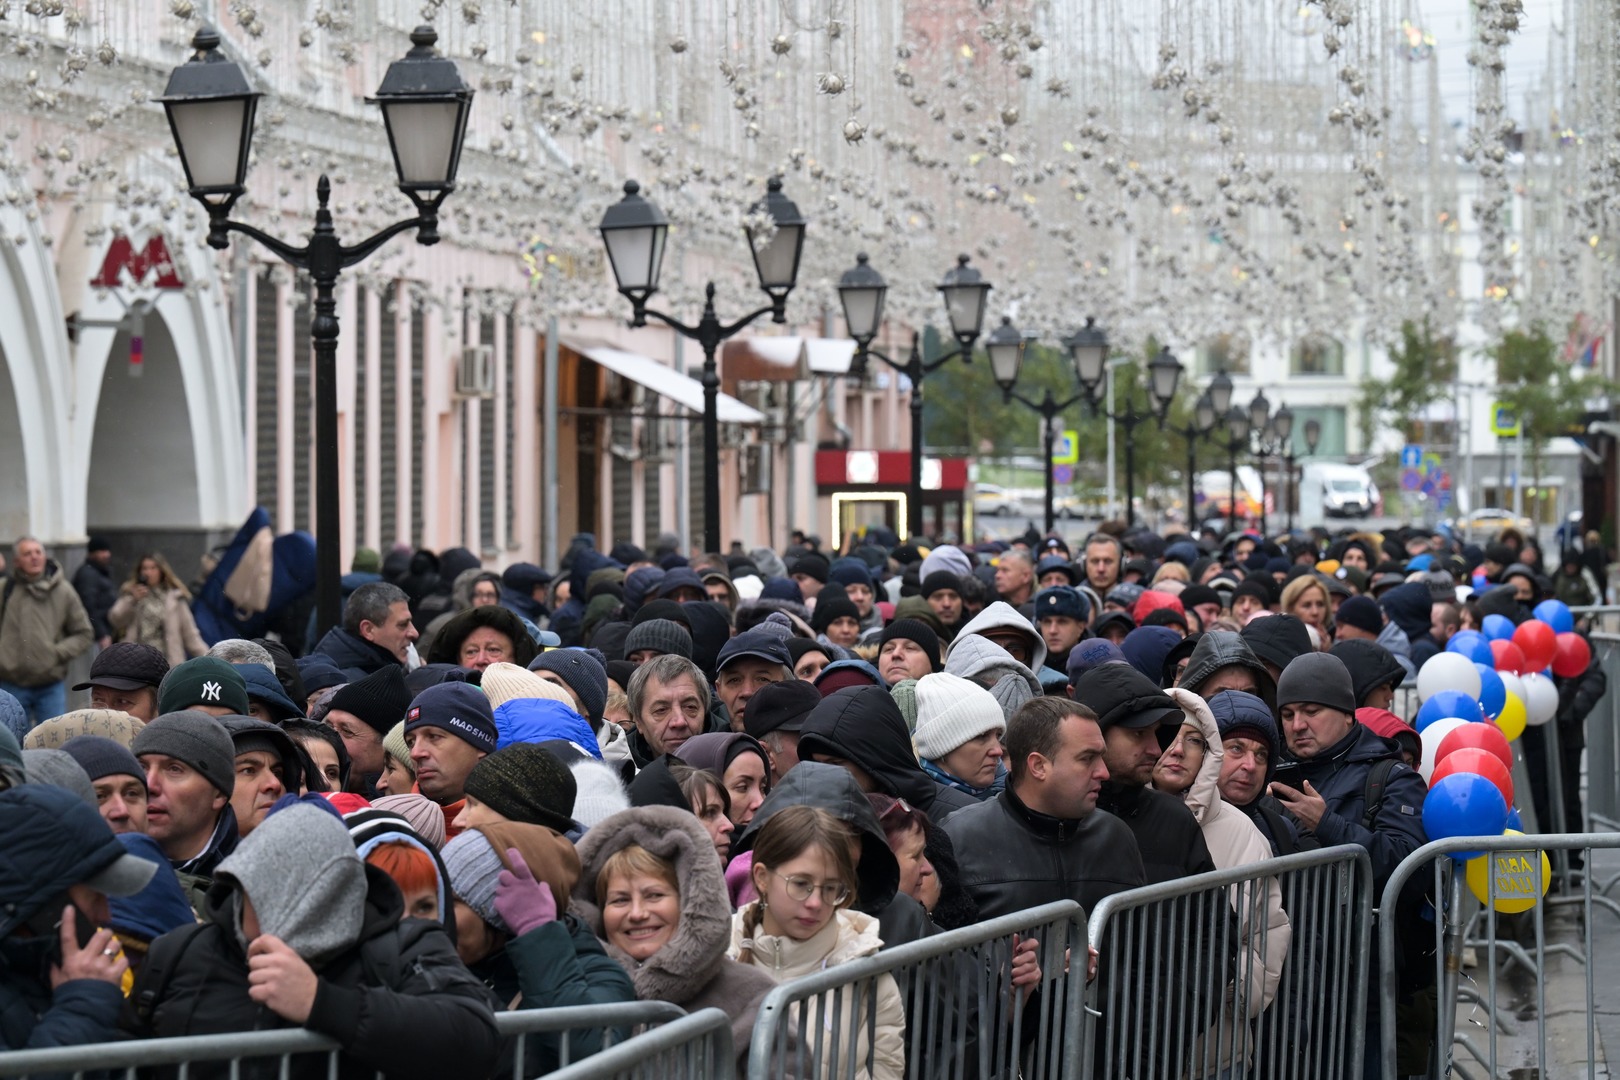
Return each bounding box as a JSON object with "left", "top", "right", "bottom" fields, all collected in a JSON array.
[
  {"left": 131, "top": 710, "right": 237, "bottom": 797},
  {"left": 526, "top": 649, "right": 609, "bottom": 722},
  {"left": 22, "top": 749, "right": 97, "bottom": 807},
  {"left": 59, "top": 735, "right": 146, "bottom": 787},
  {"left": 441, "top": 828, "right": 506, "bottom": 931},
  {"left": 1275, "top": 652, "right": 1357, "bottom": 715},
  {"left": 622, "top": 618, "right": 693, "bottom": 661}
]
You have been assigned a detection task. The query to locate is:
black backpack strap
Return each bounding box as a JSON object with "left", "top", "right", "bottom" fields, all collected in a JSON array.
[
  {"left": 129, "top": 921, "right": 208, "bottom": 1028},
  {"left": 1361, "top": 758, "right": 1399, "bottom": 831}
]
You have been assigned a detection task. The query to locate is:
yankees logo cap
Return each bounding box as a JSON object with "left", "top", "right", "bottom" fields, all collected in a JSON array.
[{"left": 156, "top": 656, "right": 251, "bottom": 717}]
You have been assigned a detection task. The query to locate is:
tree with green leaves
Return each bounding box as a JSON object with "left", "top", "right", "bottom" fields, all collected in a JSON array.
[
  {"left": 1491, "top": 324, "right": 1612, "bottom": 497},
  {"left": 1356, "top": 317, "right": 1456, "bottom": 447}
]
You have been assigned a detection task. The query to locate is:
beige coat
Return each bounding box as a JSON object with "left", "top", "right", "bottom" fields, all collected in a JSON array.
[
  {"left": 0, "top": 563, "right": 94, "bottom": 686},
  {"left": 109, "top": 585, "right": 208, "bottom": 667},
  {"left": 729, "top": 906, "right": 905, "bottom": 1080},
  {"left": 1165, "top": 688, "right": 1293, "bottom": 1071}
]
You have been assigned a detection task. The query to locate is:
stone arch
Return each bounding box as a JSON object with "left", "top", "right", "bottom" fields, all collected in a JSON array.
[{"left": 0, "top": 172, "right": 75, "bottom": 543}]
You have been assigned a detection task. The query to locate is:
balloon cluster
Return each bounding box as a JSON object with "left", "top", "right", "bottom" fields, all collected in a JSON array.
[{"left": 1412, "top": 602, "right": 1577, "bottom": 911}]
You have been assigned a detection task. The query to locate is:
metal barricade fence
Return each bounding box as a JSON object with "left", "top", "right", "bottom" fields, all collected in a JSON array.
[
  {"left": 1584, "top": 632, "right": 1620, "bottom": 834},
  {"left": 1080, "top": 845, "right": 1374, "bottom": 1080},
  {"left": 1377, "top": 833, "right": 1620, "bottom": 1080},
  {"left": 0, "top": 1000, "right": 686, "bottom": 1080},
  {"left": 745, "top": 899, "right": 1088, "bottom": 1080},
  {"left": 542, "top": 1009, "right": 736, "bottom": 1080}
]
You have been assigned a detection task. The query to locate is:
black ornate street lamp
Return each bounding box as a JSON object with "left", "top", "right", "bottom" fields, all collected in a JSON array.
[
  {"left": 985, "top": 316, "right": 1095, "bottom": 534},
  {"left": 1252, "top": 401, "right": 1293, "bottom": 536},
  {"left": 1065, "top": 336, "right": 1182, "bottom": 527},
  {"left": 836, "top": 253, "right": 993, "bottom": 539},
  {"left": 161, "top": 25, "right": 473, "bottom": 638},
  {"left": 1169, "top": 392, "right": 1219, "bottom": 532},
  {"left": 598, "top": 178, "right": 806, "bottom": 553},
  {"left": 1222, "top": 405, "right": 1252, "bottom": 529},
  {"left": 1287, "top": 416, "right": 1322, "bottom": 531}
]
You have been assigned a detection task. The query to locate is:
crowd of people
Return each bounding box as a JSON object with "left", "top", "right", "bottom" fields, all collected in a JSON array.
[{"left": 0, "top": 520, "right": 1607, "bottom": 1080}]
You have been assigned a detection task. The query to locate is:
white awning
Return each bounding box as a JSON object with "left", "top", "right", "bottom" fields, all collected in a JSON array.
[
  {"left": 563, "top": 337, "right": 766, "bottom": 424},
  {"left": 805, "top": 337, "right": 857, "bottom": 376}
]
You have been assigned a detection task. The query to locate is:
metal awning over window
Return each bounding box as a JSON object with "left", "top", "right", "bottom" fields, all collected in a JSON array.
[
  {"left": 563, "top": 336, "right": 766, "bottom": 424},
  {"left": 721, "top": 336, "right": 857, "bottom": 380}
]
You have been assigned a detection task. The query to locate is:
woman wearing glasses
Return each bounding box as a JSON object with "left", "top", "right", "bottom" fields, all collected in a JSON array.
[
  {"left": 571, "top": 805, "right": 779, "bottom": 1072},
  {"left": 729, "top": 805, "right": 905, "bottom": 1080}
]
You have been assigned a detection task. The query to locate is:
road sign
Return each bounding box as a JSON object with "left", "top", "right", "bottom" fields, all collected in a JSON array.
[
  {"left": 1401, "top": 468, "right": 1423, "bottom": 492},
  {"left": 1491, "top": 403, "right": 1521, "bottom": 437},
  {"left": 1052, "top": 430, "right": 1080, "bottom": 465},
  {"left": 1052, "top": 464, "right": 1074, "bottom": 484},
  {"left": 1401, "top": 444, "right": 1423, "bottom": 469}
]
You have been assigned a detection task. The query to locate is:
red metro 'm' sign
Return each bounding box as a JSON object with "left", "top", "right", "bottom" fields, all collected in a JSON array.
[{"left": 91, "top": 234, "right": 184, "bottom": 290}]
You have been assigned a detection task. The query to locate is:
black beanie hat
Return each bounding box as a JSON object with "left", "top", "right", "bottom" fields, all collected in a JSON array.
[
  {"left": 328, "top": 665, "right": 414, "bottom": 736},
  {"left": 1232, "top": 578, "right": 1275, "bottom": 608},
  {"left": 921, "top": 571, "right": 964, "bottom": 599},
  {"left": 632, "top": 599, "right": 692, "bottom": 631},
  {"left": 790, "top": 552, "right": 831, "bottom": 583},
  {"left": 811, "top": 589, "right": 861, "bottom": 635},
  {"left": 879, "top": 619, "right": 942, "bottom": 671},
  {"left": 462, "top": 744, "right": 577, "bottom": 833}
]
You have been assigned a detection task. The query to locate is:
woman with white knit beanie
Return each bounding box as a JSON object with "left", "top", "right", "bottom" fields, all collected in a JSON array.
[{"left": 911, "top": 672, "right": 1007, "bottom": 800}]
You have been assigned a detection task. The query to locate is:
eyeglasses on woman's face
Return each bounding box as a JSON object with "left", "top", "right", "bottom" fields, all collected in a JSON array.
[{"left": 768, "top": 868, "right": 849, "bottom": 907}]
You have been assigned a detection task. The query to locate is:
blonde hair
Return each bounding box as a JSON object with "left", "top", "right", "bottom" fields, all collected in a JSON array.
[
  {"left": 737, "top": 806, "right": 858, "bottom": 964},
  {"left": 594, "top": 844, "right": 679, "bottom": 909},
  {"left": 1279, "top": 575, "right": 1328, "bottom": 620},
  {"left": 1150, "top": 562, "right": 1190, "bottom": 585}
]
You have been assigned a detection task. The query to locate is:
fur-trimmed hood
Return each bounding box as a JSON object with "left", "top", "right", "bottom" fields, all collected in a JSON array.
[{"left": 570, "top": 806, "right": 731, "bottom": 1003}]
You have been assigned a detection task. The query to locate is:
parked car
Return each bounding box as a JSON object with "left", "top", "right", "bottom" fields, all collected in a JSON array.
[
  {"left": 974, "top": 484, "right": 1018, "bottom": 516},
  {"left": 1447, "top": 508, "right": 1536, "bottom": 540}
]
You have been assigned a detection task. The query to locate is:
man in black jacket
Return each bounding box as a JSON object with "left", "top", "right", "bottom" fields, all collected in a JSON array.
[
  {"left": 797, "top": 685, "right": 979, "bottom": 824},
  {"left": 71, "top": 538, "right": 118, "bottom": 648},
  {"left": 123, "top": 798, "right": 501, "bottom": 1079},
  {"left": 1073, "top": 663, "right": 1216, "bottom": 883},
  {"left": 944, "top": 695, "right": 1144, "bottom": 919}
]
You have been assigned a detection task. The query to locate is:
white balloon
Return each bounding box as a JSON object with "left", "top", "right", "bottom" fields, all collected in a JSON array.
[
  {"left": 1417, "top": 652, "right": 1483, "bottom": 703},
  {"left": 1521, "top": 672, "right": 1559, "bottom": 727},
  {"left": 1419, "top": 717, "right": 1474, "bottom": 783},
  {"left": 1497, "top": 671, "right": 1526, "bottom": 713}
]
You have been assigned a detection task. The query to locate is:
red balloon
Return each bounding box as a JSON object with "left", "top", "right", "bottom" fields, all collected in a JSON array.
[
  {"left": 1430, "top": 748, "right": 1514, "bottom": 809},
  {"left": 1490, "top": 639, "right": 1526, "bottom": 675},
  {"left": 1512, "top": 621, "right": 1556, "bottom": 673},
  {"left": 1551, "top": 632, "right": 1592, "bottom": 678},
  {"left": 1435, "top": 721, "right": 1514, "bottom": 775}
]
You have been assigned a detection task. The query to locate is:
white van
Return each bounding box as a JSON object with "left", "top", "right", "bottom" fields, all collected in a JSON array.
[{"left": 1300, "top": 463, "right": 1378, "bottom": 520}]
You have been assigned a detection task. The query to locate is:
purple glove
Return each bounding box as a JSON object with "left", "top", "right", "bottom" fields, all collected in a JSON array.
[{"left": 494, "top": 847, "right": 558, "bottom": 936}]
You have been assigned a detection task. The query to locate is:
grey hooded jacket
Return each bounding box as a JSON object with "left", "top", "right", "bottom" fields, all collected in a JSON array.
[
  {"left": 944, "top": 636, "right": 1043, "bottom": 721},
  {"left": 1174, "top": 631, "right": 1276, "bottom": 713}
]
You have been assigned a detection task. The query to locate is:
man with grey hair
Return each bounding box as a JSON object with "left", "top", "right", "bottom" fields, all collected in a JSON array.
[
  {"left": 626, "top": 654, "right": 718, "bottom": 767},
  {"left": 0, "top": 536, "right": 94, "bottom": 728},
  {"left": 207, "top": 638, "right": 277, "bottom": 671},
  {"left": 993, "top": 548, "right": 1036, "bottom": 611},
  {"left": 309, "top": 581, "right": 418, "bottom": 680}
]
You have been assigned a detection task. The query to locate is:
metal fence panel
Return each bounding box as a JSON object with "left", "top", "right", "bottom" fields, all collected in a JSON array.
[
  {"left": 542, "top": 1008, "right": 735, "bottom": 1080},
  {"left": 1081, "top": 845, "right": 1374, "bottom": 1080},
  {"left": 1377, "top": 833, "right": 1620, "bottom": 1080},
  {"left": 0, "top": 1000, "right": 687, "bottom": 1080},
  {"left": 744, "top": 899, "right": 1088, "bottom": 1080},
  {"left": 1585, "top": 633, "right": 1620, "bottom": 830}
]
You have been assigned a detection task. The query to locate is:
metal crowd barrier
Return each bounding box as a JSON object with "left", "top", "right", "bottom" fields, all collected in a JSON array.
[
  {"left": 0, "top": 1000, "right": 686, "bottom": 1079},
  {"left": 1080, "top": 845, "right": 1374, "bottom": 1080},
  {"left": 543, "top": 1009, "right": 736, "bottom": 1080},
  {"left": 1377, "top": 833, "right": 1620, "bottom": 1080},
  {"left": 1585, "top": 632, "right": 1620, "bottom": 834},
  {"left": 745, "top": 899, "right": 1088, "bottom": 1080}
]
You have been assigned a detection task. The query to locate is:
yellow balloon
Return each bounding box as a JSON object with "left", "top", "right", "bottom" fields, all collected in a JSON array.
[
  {"left": 1465, "top": 830, "right": 1550, "bottom": 913},
  {"left": 1494, "top": 692, "right": 1527, "bottom": 741}
]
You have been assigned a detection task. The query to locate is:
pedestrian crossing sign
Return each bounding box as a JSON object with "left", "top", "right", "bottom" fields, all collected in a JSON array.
[{"left": 1053, "top": 430, "right": 1080, "bottom": 465}]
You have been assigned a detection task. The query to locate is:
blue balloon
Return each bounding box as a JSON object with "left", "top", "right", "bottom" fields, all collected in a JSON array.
[
  {"left": 1473, "top": 663, "right": 1506, "bottom": 718},
  {"left": 1533, "top": 600, "right": 1575, "bottom": 634},
  {"left": 1415, "top": 690, "right": 1486, "bottom": 731},
  {"left": 1506, "top": 806, "right": 1523, "bottom": 832},
  {"left": 1481, "top": 614, "right": 1517, "bottom": 642},
  {"left": 1423, "top": 772, "right": 1509, "bottom": 858},
  {"left": 1446, "top": 630, "right": 1494, "bottom": 666}
]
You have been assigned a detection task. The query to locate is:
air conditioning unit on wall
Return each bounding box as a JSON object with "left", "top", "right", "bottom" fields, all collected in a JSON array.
[{"left": 456, "top": 345, "right": 495, "bottom": 398}]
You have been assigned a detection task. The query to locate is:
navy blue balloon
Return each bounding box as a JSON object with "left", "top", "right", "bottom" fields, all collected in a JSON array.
[
  {"left": 1482, "top": 614, "right": 1517, "bottom": 642},
  {"left": 1415, "top": 690, "right": 1485, "bottom": 731},
  {"left": 1473, "top": 663, "right": 1506, "bottom": 718},
  {"left": 1423, "top": 772, "right": 1509, "bottom": 859},
  {"left": 1446, "top": 630, "right": 1494, "bottom": 666},
  {"left": 1532, "top": 600, "right": 1574, "bottom": 634}
]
